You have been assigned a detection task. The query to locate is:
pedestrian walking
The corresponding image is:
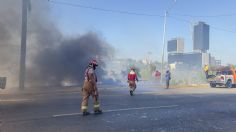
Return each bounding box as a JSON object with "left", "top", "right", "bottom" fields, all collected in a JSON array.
[{"left": 165, "top": 70, "right": 171, "bottom": 89}]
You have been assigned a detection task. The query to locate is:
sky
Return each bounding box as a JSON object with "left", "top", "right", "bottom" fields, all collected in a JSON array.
[{"left": 49, "top": 0, "right": 236, "bottom": 64}]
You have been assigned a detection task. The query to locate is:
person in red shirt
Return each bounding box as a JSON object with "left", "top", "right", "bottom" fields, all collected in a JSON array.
[
  {"left": 127, "top": 67, "right": 138, "bottom": 96},
  {"left": 154, "top": 70, "right": 161, "bottom": 82}
]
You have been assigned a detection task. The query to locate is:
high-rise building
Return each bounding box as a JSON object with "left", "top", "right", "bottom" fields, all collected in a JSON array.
[
  {"left": 167, "top": 38, "right": 184, "bottom": 53},
  {"left": 167, "top": 21, "right": 221, "bottom": 70},
  {"left": 193, "top": 22, "right": 209, "bottom": 52}
]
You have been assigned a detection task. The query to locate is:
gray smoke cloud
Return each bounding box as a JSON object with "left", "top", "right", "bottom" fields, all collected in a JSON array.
[
  {"left": 0, "top": 0, "right": 22, "bottom": 88},
  {"left": 28, "top": 32, "right": 114, "bottom": 86},
  {"left": 0, "top": 0, "right": 114, "bottom": 88}
]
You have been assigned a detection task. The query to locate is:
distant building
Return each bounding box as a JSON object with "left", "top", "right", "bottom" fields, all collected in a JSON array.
[
  {"left": 167, "top": 21, "right": 221, "bottom": 70},
  {"left": 167, "top": 38, "right": 184, "bottom": 53},
  {"left": 168, "top": 52, "right": 210, "bottom": 70},
  {"left": 193, "top": 22, "right": 209, "bottom": 52},
  {"left": 210, "top": 56, "right": 221, "bottom": 66}
]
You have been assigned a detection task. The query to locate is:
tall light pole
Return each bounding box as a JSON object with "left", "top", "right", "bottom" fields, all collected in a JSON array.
[
  {"left": 19, "top": 0, "right": 29, "bottom": 90},
  {"left": 161, "top": 11, "right": 167, "bottom": 84},
  {"left": 160, "top": 0, "right": 177, "bottom": 84}
]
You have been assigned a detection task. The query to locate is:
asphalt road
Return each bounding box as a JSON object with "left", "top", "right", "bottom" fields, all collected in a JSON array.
[{"left": 1, "top": 85, "right": 236, "bottom": 132}]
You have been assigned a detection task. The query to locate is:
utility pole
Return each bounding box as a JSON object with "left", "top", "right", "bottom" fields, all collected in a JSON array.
[
  {"left": 19, "top": 0, "right": 29, "bottom": 90},
  {"left": 161, "top": 11, "right": 168, "bottom": 84},
  {"left": 160, "top": 0, "right": 177, "bottom": 84}
]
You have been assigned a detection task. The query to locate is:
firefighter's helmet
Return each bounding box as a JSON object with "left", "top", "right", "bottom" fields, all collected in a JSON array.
[
  {"left": 130, "top": 67, "right": 135, "bottom": 70},
  {"left": 89, "top": 59, "right": 98, "bottom": 66}
]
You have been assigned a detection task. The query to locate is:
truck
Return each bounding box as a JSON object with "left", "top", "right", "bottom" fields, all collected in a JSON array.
[{"left": 208, "top": 66, "right": 236, "bottom": 88}]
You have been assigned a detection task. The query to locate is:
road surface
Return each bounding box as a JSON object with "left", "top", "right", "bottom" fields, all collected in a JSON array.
[{"left": 1, "top": 84, "right": 236, "bottom": 132}]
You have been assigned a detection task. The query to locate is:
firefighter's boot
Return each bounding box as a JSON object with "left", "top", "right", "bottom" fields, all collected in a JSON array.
[
  {"left": 83, "top": 111, "right": 90, "bottom": 116},
  {"left": 130, "top": 90, "right": 133, "bottom": 96},
  {"left": 93, "top": 101, "right": 102, "bottom": 115},
  {"left": 94, "top": 109, "right": 103, "bottom": 115}
]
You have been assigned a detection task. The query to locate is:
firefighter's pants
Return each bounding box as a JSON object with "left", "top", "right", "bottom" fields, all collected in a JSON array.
[
  {"left": 81, "top": 80, "right": 100, "bottom": 112},
  {"left": 205, "top": 71, "right": 209, "bottom": 79},
  {"left": 128, "top": 81, "right": 136, "bottom": 91}
]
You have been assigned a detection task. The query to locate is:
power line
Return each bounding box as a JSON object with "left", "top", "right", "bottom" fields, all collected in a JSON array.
[
  {"left": 211, "top": 26, "right": 236, "bottom": 34},
  {"left": 49, "top": 0, "right": 236, "bottom": 34},
  {"left": 170, "top": 13, "right": 236, "bottom": 18},
  {"left": 50, "top": 0, "right": 236, "bottom": 18},
  {"left": 49, "top": 0, "right": 163, "bottom": 17},
  {"left": 168, "top": 15, "right": 236, "bottom": 34}
]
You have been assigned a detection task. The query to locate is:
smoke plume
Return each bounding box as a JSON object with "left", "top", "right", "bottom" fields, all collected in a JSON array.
[
  {"left": 0, "top": 0, "right": 114, "bottom": 88},
  {"left": 28, "top": 33, "right": 114, "bottom": 86}
]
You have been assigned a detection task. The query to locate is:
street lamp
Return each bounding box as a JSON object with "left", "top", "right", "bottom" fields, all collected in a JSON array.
[{"left": 160, "top": 0, "right": 177, "bottom": 84}]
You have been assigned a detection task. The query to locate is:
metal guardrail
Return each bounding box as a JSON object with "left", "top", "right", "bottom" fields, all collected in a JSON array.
[{"left": 0, "top": 77, "right": 7, "bottom": 89}]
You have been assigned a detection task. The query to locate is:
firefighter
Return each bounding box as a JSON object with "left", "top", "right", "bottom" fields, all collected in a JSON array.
[
  {"left": 203, "top": 64, "right": 209, "bottom": 79},
  {"left": 81, "top": 59, "right": 102, "bottom": 116},
  {"left": 127, "top": 67, "right": 138, "bottom": 96}
]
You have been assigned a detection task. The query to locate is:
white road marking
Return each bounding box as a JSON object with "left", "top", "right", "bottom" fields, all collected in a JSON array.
[
  {"left": 0, "top": 99, "right": 31, "bottom": 102},
  {"left": 52, "top": 105, "right": 179, "bottom": 117}
]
